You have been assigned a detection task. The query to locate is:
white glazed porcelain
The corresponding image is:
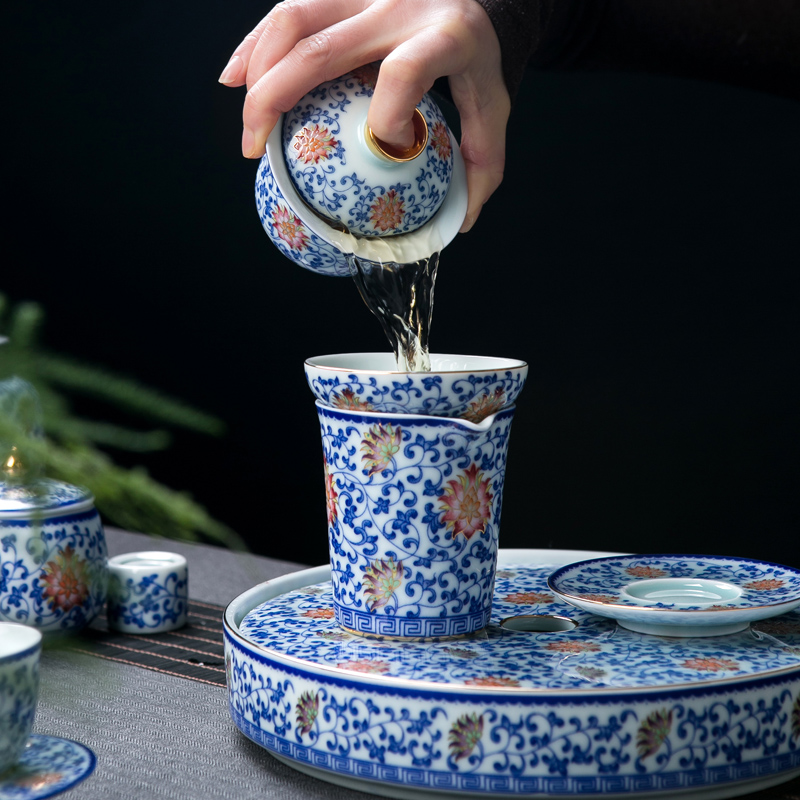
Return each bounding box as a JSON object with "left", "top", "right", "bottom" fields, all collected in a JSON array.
[
  {"left": 255, "top": 76, "right": 468, "bottom": 275},
  {"left": 282, "top": 65, "right": 454, "bottom": 238},
  {"left": 107, "top": 551, "right": 188, "bottom": 634},
  {"left": 0, "top": 622, "right": 41, "bottom": 773},
  {"left": 548, "top": 554, "right": 800, "bottom": 637},
  {"left": 0, "top": 480, "right": 107, "bottom": 634},
  {"left": 223, "top": 550, "right": 800, "bottom": 799},
  {"left": 305, "top": 353, "right": 528, "bottom": 419}
]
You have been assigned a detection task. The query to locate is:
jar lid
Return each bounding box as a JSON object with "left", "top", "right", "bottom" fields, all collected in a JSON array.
[{"left": 0, "top": 478, "right": 94, "bottom": 518}]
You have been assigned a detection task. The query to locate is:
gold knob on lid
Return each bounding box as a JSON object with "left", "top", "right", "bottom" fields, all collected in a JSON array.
[{"left": 366, "top": 108, "right": 428, "bottom": 162}]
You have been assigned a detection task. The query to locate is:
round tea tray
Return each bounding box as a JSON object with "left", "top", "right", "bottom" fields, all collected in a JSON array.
[{"left": 224, "top": 550, "right": 800, "bottom": 799}]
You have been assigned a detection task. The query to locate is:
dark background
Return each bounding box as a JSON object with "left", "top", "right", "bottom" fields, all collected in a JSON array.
[{"left": 5, "top": 2, "right": 799, "bottom": 567}]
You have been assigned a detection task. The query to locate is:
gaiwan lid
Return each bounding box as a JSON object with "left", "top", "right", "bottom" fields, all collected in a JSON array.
[
  {"left": 0, "top": 478, "right": 95, "bottom": 519},
  {"left": 282, "top": 63, "right": 455, "bottom": 238}
]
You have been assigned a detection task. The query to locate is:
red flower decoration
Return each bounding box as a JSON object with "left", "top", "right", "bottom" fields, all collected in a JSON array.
[
  {"left": 430, "top": 121, "right": 452, "bottom": 161},
  {"left": 744, "top": 578, "right": 785, "bottom": 591},
  {"left": 331, "top": 387, "right": 374, "bottom": 412},
  {"left": 363, "top": 557, "right": 403, "bottom": 612},
  {"left": 449, "top": 713, "right": 483, "bottom": 760},
  {"left": 502, "top": 591, "right": 555, "bottom": 605},
  {"left": 323, "top": 459, "right": 338, "bottom": 526},
  {"left": 464, "top": 675, "right": 520, "bottom": 688},
  {"left": 302, "top": 607, "right": 335, "bottom": 619},
  {"left": 545, "top": 641, "right": 601, "bottom": 653},
  {"left": 626, "top": 566, "right": 667, "bottom": 579},
  {"left": 637, "top": 709, "right": 673, "bottom": 759},
  {"left": 271, "top": 204, "right": 309, "bottom": 251},
  {"left": 336, "top": 659, "right": 391, "bottom": 674},
  {"left": 40, "top": 546, "right": 90, "bottom": 613},
  {"left": 369, "top": 189, "right": 405, "bottom": 232},
  {"left": 682, "top": 657, "right": 739, "bottom": 672},
  {"left": 439, "top": 463, "right": 493, "bottom": 540},
  {"left": 292, "top": 124, "right": 339, "bottom": 164},
  {"left": 462, "top": 388, "right": 505, "bottom": 424},
  {"left": 361, "top": 423, "right": 402, "bottom": 476}
]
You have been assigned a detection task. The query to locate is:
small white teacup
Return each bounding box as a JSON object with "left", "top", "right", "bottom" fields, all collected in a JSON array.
[{"left": 0, "top": 622, "right": 42, "bottom": 774}]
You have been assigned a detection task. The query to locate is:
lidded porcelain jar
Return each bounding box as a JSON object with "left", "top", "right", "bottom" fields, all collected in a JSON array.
[{"left": 0, "top": 479, "right": 107, "bottom": 633}]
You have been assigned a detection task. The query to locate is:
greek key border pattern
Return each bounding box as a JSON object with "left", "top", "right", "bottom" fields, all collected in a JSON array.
[{"left": 335, "top": 605, "right": 490, "bottom": 638}]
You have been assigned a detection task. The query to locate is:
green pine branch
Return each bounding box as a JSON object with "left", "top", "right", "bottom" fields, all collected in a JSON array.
[{"left": 0, "top": 295, "right": 244, "bottom": 549}]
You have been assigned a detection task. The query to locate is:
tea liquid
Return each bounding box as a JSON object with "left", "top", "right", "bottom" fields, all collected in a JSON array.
[{"left": 348, "top": 253, "right": 438, "bottom": 373}]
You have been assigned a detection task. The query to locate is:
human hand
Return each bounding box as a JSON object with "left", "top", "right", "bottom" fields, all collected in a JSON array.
[{"left": 219, "top": 0, "right": 510, "bottom": 232}]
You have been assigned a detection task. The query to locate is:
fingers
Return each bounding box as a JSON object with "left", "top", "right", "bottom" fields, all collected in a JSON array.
[
  {"left": 244, "top": 0, "right": 368, "bottom": 90},
  {"left": 219, "top": 0, "right": 365, "bottom": 88},
  {"left": 222, "top": 0, "right": 512, "bottom": 229},
  {"left": 445, "top": 11, "right": 510, "bottom": 233},
  {"left": 367, "top": 27, "right": 469, "bottom": 150},
  {"left": 240, "top": 9, "right": 407, "bottom": 157},
  {"left": 453, "top": 80, "right": 510, "bottom": 232}
]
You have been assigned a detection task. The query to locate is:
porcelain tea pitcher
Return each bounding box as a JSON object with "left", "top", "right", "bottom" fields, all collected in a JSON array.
[
  {"left": 317, "top": 401, "right": 517, "bottom": 639},
  {"left": 255, "top": 64, "right": 468, "bottom": 276}
]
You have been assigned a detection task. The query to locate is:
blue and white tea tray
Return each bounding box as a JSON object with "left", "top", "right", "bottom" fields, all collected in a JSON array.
[{"left": 224, "top": 549, "right": 800, "bottom": 800}]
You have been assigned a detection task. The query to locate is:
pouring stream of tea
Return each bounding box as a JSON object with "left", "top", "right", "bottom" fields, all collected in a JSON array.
[
  {"left": 348, "top": 253, "right": 438, "bottom": 373},
  {"left": 337, "top": 208, "right": 444, "bottom": 373}
]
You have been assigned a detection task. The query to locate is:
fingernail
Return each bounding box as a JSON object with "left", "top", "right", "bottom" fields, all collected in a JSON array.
[
  {"left": 242, "top": 126, "right": 257, "bottom": 158},
  {"left": 459, "top": 213, "right": 477, "bottom": 233},
  {"left": 219, "top": 55, "right": 242, "bottom": 84}
]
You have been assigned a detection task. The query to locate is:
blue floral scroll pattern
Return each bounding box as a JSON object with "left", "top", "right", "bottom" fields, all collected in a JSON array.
[
  {"left": 318, "top": 405, "right": 515, "bottom": 638},
  {"left": 306, "top": 368, "right": 526, "bottom": 418},
  {"left": 255, "top": 157, "right": 351, "bottom": 276},
  {"left": 107, "top": 569, "right": 187, "bottom": 631},
  {"left": 0, "top": 509, "right": 107, "bottom": 633},
  {"left": 225, "top": 623, "right": 800, "bottom": 794}
]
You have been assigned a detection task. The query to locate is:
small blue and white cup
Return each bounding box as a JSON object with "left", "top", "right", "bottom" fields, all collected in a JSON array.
[
  {"left": 107, "top": 552, "right": 188, "bottom": 634},
  {"left": 0, "top": 622, "right": 42, "bottom": 774}
]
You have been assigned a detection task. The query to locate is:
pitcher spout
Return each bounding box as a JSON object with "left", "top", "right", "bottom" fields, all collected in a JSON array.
[{"left": 446, "top": 405, "right": 516, "bottom": 434}]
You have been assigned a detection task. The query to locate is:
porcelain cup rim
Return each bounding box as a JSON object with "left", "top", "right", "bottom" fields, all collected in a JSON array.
[
  {"left": 108, "top": 551, "right": 187, "bottom": 571},
  {"left": 0, "top": 621, "right": 42, "bottom": 660},
  {"left": 306, "top": 352, "right": 528, "bottom": 375}
]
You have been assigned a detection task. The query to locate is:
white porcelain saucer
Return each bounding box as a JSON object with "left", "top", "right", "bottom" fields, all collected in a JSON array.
[
  {"left": 0, "top": 735, "right": 96, "bottom": 800},
  {"left": 548, "top": 554, "right": 800, "bottom": 636}
]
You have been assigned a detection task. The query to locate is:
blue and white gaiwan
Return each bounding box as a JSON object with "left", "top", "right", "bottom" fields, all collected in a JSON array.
[{"left": 255, "top": 63, "right": 468, "bottom": 275}]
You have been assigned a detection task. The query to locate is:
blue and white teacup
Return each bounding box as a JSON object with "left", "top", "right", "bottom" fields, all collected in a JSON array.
[
  {"left": 316, "top": 401, "right": 517, "bottom": 640},
  {"left": 0, "top": 622, "right": 42, "bottom": 773},
  {"left": 0, "top": 479, "right": 107, "bottom": 634},
  {"left": 107, "top": 552, "right": 188, "bottom": 634}
]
